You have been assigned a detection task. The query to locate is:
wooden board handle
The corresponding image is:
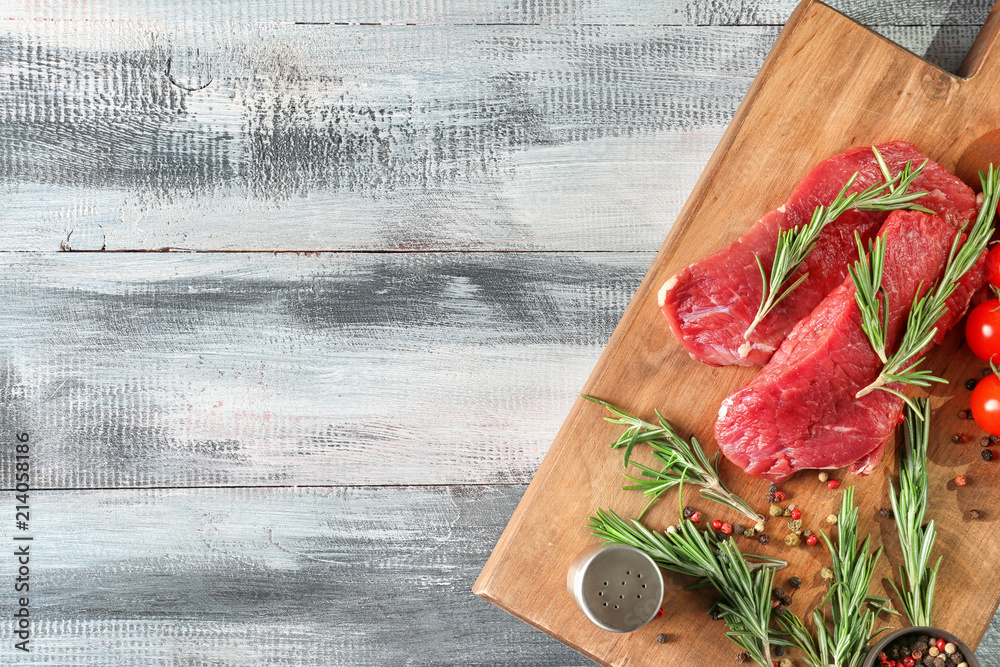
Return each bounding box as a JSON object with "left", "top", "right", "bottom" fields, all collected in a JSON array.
[{"left": 959, "top": 1, "right": 1000, "bottom": 77}]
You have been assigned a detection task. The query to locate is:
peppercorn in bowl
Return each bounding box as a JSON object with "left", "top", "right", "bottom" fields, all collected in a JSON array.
[{"left": 862, "top": 626, "right": 977, "bottom": 667}]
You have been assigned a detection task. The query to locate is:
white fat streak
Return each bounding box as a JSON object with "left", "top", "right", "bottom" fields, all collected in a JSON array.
[
  {"left": 658, "top": 276, "right": 677, "bottom": 307},
  {"left": 737, "top": 341, "right": 752, "bottom": 358},
  {"left": 777, "top": 204, "right": 786, "bottom": 213}
]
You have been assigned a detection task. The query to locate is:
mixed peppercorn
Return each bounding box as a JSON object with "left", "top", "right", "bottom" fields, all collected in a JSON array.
[{"left": 876, "top": 632, "right": 970, "bottom": 667}]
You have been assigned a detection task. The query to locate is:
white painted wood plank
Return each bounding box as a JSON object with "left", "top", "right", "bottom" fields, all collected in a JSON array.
[
  {"left": 0, "top": 0, "right": 989, "bottom": 27},
  {"left": 0, "top": 23, "right": 981, "bottom": 251},
  {"left": 0, "top": 485, "right": 589, "bottom": 666},
  {"left": 0, "top": 252, "right": 647, "bottom": 489}
]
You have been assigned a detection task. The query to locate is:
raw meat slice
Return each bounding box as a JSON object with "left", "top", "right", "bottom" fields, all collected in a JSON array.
[
  {"left": 658, "top": 141, "right": 978, "bottom": 367},
  {"left": 714, "top": 208, "right": 984, "bottom": 482}
]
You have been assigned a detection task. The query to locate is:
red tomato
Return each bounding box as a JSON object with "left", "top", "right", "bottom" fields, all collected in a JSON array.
[
  {"left": 965, "top": 299, "right": 1000, "bottom": 362},
  {"left": 987, "top": 244, "right": 1000, "bottom": 288},
  {"left": 971, "top": 373, "right": 1000, "bottom": 435}
]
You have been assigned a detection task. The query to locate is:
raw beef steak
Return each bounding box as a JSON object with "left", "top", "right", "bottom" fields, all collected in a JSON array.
[
  {"left": 659, "top": 142, "right": 977, "bottom": 367},
  {"left": 714, "top": 209, "right": 985, "bottom": 482}
]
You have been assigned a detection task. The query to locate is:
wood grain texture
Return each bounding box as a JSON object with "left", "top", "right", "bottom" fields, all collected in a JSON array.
[
  {"left": 0, "top": 20, "right": 979, "bottom": 251},
  {"left": 476, "top": 1, "right": 1000, "bottom": 665},
  {"left": 0, "top": 485, "right": 588, "bottom": 666},
  {"left": 0, "top": 252, "right": 644, "bottom": 489}
]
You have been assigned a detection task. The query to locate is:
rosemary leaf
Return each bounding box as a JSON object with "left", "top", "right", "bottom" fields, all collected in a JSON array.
[
  {"left": 775, "top": 487, "right": 895, "bottom": 667},
  {"left": 589, "top": 509, "right": 784, "bottom": 667},
  {"left": 744, "top": 150, "right": 932, "bottom": 341},
  {"left": 859, "top": 164, "right": 1000, "bottom": 402},
  {"left": 849, "top": 231, "right": 889, "bottom": 363},
  {"left": 887, "top": 397, "right": 940, "bottom": 627},
  {"left": 583, "top": 395, "right": 764, "bottom": 523}
]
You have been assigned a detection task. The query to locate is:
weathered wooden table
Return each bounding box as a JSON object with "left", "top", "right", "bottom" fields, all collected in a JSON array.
[{"left": 2, "top": 1, "right": 999, "bottom": 664}]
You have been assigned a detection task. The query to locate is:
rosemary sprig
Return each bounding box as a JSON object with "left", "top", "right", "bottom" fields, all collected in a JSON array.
[
  {"left": 590, "top": 508, "right": 785, "bottom": 667},
  {"left": 887, "top": 397, "right": 940, "bottom": 627},
  {"left": 848, "top": 231, "right": 889, "bottom": 363},
  {"left": 774, "top": 487, "right": 895, "bottom": 667},
  {"left": 744, "top": 149, "right": 933, "bottom": 340},
  {"left": 583, "top": 395, "right": 764, "bottom": 524},
  {"left": 858, "top": 164, "right": 1000, "bottom": 406}
]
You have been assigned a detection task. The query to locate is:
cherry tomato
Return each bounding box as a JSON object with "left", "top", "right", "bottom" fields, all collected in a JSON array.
[
  {"left": 965, "top": 299, "right": 1000, "bottom": 362},
  {"left": 987, "top": 244, "right": 1000, "bottom": 288},
  {"left": 971, "top": 373, "right": 1000, "bottom": 435}
]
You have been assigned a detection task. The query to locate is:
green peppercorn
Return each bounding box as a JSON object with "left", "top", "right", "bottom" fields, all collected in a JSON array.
[
  {"left": 769, "top": 504, "right": 783, "bottom": 517},
  {"left": 787, "top": 519, "right": 802, "bottom": 532}
]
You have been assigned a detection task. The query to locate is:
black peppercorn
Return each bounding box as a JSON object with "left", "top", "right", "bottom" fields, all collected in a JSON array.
[
  {"left": 970, "top": 509, "right": 982, "bottom": 519},
  {"left": 766, "top": 493, "right": 777, "bottom": 504},
  {"left": 952, "top": 434, "right": 962, "bottom": 443},
  {"left": 774, "top": 645, "right": 785, "bottom": 656},
  {"left": 772, "top": 587, "right": 785, "bottom": 598},
  {"left": 878, "top": 508, "right": 894, "bottom": 519},
  {"left": 958, "top": 409, "right": 970, "bottom": 419},
  {"left": 710, "top": 610, "right": 722, "bottom": 621},
  {"left": 767, "top": 483, "right": 778, "bottom": 494},
  {"left": 992, "top": 434, "right": 999, "bottom": 443},
  {"left": 716, "top": 531, "right": 729, "bottom": 541},
  {"left": 655, "top": 633, "right": 668, "bottom": 644},
  {"left": 983, "top": 367, "right": 992, "bottom": 377},
  {"left": 758, "top": 534, "right": 770, "bottom": 544},
  {"left": 788, "top": 576, "right": 802, "bottom": 589},
  {"left": 683, "top": 506, "right": 695, "bottom": 518},
  {"left": 982, "top": 437, "right": 991, "bottom": 447},
  {"left": 984, "top": 449, "right": 994, "bottom": 461},
  {"left": 780, "top": 594, "right": 793, "bottom": 606},
  {"left": 736, "top": 652, "right": 749, "bottom": 663},
  {"left": 967, "top": 378, "right": 979, "bottom": 390}
]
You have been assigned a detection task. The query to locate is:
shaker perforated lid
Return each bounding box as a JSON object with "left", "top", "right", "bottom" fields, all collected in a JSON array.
[{"left": 567, "top": 544, "right": 665, "bottom": 633}]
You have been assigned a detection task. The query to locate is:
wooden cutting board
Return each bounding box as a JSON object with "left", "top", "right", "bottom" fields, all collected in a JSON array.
[{"left": 474, "top": 1, "right": 1000, "bottom": 664}]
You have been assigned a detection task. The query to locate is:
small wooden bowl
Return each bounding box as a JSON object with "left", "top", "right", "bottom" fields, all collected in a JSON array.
[{"left": 862, "top": 626, "right": 979, "bottom": 667}]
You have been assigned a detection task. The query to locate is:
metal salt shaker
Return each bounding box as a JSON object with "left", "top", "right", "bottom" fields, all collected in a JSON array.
[{"left": 567, "top": 544, "right": 665, "bottom": 632}]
